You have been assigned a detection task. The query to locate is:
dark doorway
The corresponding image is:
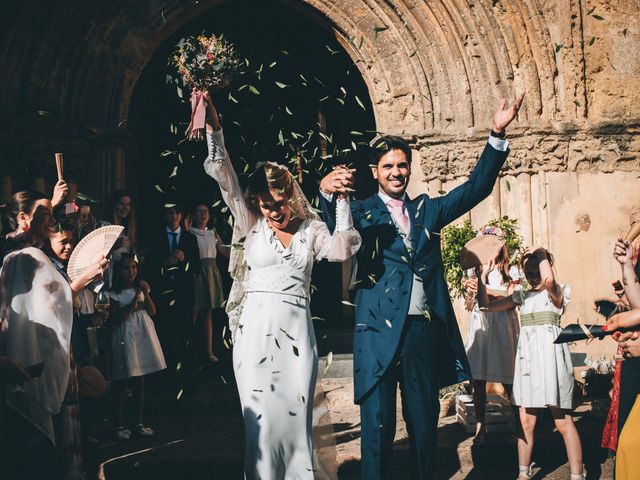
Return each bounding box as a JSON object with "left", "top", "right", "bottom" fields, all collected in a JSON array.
[{"left": 128, "top": 0, "right": 376, "bottom": 343}]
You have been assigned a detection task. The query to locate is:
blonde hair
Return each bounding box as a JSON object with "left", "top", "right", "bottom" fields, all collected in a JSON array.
[{"left": 245, "top": 162, "right": 301, "bottom": 217}]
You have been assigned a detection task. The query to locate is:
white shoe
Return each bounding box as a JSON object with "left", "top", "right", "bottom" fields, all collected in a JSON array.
[
  {"left": 116, "top": 426, "right": 131, "bottom": 440},
  {"left": 517, "top": 463, "right": 534, "bottom": 479},
  {"left": 136, "top": 424, "right": 154, "bottom": 436}
]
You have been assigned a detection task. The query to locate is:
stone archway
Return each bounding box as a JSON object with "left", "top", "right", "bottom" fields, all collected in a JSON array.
[
  {"left": 2, "top": 0, "right": 638, "bottom": 196},
  {"left": 0, "top": 0, "right": 565, "bottom": 198}
]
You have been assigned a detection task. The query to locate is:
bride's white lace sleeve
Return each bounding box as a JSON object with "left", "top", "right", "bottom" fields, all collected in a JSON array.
[
  {"left": 310, "top": 197, "right": 361, "bottom": 262},
  {"left": 203, "top": 129, "right": 258, "bottom": 235}
]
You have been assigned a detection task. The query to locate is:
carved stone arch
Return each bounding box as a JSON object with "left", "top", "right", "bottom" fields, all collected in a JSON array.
[{"left": 1, "top": 0, "right": 637, "bottom": 196}]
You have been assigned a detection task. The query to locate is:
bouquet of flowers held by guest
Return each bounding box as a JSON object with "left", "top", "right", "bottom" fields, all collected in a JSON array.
[{"left": 171, "top": 33, "right": 240, "bottom": 139}]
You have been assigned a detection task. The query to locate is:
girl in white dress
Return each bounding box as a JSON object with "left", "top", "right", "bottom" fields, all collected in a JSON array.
[
  {"left": 190, "top": 203, "right": 229, "bottom": 362},
  {"left": 109, "top": 253, "right": 166, "bottom": 439},
  {"left": 477, "top": 248, "right": 584, "bottom": 480},
  {"left": 201, "top": 93, "right": 361, "bottom": 480},
  {"left": 464, "top": 236, "right": 520, "bottom": 441}
]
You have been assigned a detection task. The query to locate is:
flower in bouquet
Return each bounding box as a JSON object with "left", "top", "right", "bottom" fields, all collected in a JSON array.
[
  {"left": 171, "top": 33, "right": 240, "bottom": 91},
  {"left": 476, "top": 225, "right": 505, "bottom": 238},
  {"left": 171, "top": 33, "right": 241, "bottom": 139}
]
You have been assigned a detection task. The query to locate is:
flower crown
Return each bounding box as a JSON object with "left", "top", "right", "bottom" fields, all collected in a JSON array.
[{"left": 476, "top": 226, "right": 505, "bottom": 238}]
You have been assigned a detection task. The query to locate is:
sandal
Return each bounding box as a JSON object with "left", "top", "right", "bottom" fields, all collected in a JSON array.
[{"left": 136, "top": 424, "right": 154, "bottom": 437}]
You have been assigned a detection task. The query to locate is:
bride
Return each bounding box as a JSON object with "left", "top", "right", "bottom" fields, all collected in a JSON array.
[{"left": 201, "top": 92, "right": 361, "bottom": 479}]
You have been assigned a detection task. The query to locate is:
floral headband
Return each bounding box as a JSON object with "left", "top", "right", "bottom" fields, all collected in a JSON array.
[{"left": 476, "top": 226, "right": 505, "bottom": 238}]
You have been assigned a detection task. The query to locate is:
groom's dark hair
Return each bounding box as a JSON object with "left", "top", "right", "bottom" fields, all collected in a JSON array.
[{"left": 369, "top": 135, "right": 412, "bottom": 167}]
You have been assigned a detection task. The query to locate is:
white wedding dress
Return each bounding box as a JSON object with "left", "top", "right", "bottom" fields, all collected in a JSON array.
[{"left": 204, "top": 129, "right": 361, "bottom": 479}]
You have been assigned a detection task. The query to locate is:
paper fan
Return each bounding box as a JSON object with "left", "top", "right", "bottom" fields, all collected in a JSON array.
[
  {"left": 67, "top": 225, "right": 124, "bottom": 282},
  {"left": 459, "top": 235, "right": 505, "bottom": 270}
]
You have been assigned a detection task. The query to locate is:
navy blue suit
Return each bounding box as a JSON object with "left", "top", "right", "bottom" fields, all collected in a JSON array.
[{"left": 321, "top": 141, "right": 509, "bottom": 479}]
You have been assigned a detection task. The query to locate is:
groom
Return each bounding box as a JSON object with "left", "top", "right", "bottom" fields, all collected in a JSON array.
[{"left": 319, "top": 94, "right": 524, "bottom": 479}]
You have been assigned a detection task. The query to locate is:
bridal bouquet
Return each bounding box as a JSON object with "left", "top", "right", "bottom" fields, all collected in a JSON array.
[{"left": 171, "top": 33, "right": 240, "bottom": 139}]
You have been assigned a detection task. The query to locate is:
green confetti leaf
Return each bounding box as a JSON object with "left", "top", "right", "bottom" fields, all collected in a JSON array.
[
  {"left": 323, "top": 351, "right": 334, "bottom": 374},
  {"left": 341, "top": 300, "right": 357, "bottom": 307},
  {"left": 355, "top": 95, "right": 366, "bottom": 110},
  {"left": 249, "top": 85, "right": 260, "bottom": 95},
  {"left": 154, "top": 185, "right": 164, "bottom": 193},
  {"left": 409, "top": 49, "right": 417, "bottom": 57},
  {"left": 325, "top": 45, "right": 339, "bottom": 55},
  {"left": 76, "top": 192, "right": 98, "bottom": 203},
  {"left": 279, "top": 328, "right": 296, "bottom": 340},
  {"left": 554, "top": 43, "right": 564, "bottom": 53},
  {"left": 592, "top": 14, "right": 605, "bottom": 21},
  {"left": 589, "top": 36, "right": 596, "bottom": 46},
  {"left": 275, "top": 81, "right": 289, "bottom": 89},
  {"left": 292, "top": 345, "right": 299, "bottom": 356},
  {"left": 506, "top": 180, "right": 511, "bottom": 192}
]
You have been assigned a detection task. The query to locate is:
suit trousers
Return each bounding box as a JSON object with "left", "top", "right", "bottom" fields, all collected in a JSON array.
[{"left": 360, "top": 316, "right": 441, "bottom": 480}]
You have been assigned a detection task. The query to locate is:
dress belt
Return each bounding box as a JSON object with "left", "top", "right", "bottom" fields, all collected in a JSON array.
[{"left": 520, "top": 311, "right": 561, "bottom": 327}]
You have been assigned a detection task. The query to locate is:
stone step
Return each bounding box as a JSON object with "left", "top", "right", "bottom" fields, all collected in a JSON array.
[{"left": 318, "top": 353, "right": 353, "bottom": 379}]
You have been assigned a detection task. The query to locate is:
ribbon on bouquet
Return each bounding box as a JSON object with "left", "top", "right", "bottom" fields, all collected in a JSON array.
[{"left": 188, "top": 90, "right": 207, "bottom": 140}]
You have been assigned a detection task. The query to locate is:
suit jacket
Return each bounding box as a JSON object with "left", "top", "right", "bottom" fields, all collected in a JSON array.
[
  {"left": 321, "top": 141, "right": 509, "bottom": 403},
  {"left": 146, "top": 228, "right": 201, "bottom": 306}
]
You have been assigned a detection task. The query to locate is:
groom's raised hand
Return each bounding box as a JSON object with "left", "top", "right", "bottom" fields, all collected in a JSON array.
[
  {"left": 320, "top": 166, "right": 356, "bottom": 195},
  {"left": 492, "top": 92, "right": 525, "bottom": 133}
]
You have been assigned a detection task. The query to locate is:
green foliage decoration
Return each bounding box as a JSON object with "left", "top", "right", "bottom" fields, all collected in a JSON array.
[
  {"left": 441, "top": 216, "right": 524, "bottom": 297},
  {"left": 441, "top": 219, "right": 476, "bottom": 298}
]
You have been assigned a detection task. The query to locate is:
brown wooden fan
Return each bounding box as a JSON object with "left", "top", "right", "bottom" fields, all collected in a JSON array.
[{"left": 459, "top": 235, "right": 506, "bottom": 270}]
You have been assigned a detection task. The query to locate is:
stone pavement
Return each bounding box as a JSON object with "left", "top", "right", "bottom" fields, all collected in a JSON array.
[{"left": 85, "top": 367, "right": 614, "bottom": 479}]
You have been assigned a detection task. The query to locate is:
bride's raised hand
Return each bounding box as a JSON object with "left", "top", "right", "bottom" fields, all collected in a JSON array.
[{"left": 202, "top": 90, "right": 221, "bottom": 131}]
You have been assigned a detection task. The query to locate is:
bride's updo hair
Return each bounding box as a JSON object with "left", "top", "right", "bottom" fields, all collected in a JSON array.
[{"left": 246, "top": 162, "right": 300, "bottom": 216}]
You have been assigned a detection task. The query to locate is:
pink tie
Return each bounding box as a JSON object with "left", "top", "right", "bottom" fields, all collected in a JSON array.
[{"left": 387, "top": 198, "right": 409, "bottom": 233}]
